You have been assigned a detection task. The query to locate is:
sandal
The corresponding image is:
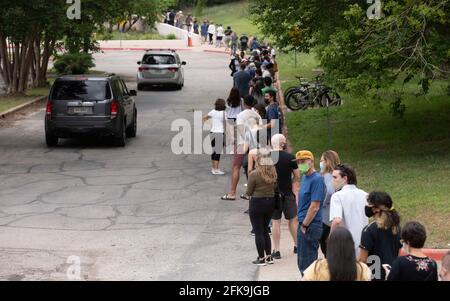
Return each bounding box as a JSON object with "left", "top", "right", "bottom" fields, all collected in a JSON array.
[
  {"left": 240, "top": 194, "right": 250, "bottom": 200},
  {"left": 221, "top": 194, "right": 236, "bottom": 201}
]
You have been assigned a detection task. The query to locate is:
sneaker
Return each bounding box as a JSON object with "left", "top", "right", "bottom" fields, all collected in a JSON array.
[
  {"left": 250, "top": 229, "right": 255, "bottom": 236},
  {"left": 211, "top": 169, "right": 225, "bottom": 175},
  {"left": 272, "top": 250, "right": 281, "bottom": 260},
  {"left": 252, "top": 257, "right": 266, "bottom": 266},
  {"left": 266, "top": 255, "right": 274, "bottom": 265},
  {"left": 267, "top": 227, "right": 272, "bottom": 235},
  {"left": 293, "top": 246, "right": 298, "bottom": 254}
]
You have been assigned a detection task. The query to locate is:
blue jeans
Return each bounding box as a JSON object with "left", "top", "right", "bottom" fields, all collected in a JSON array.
[{"left": 297, "top": 221, "right": 322, "bottom": 274}]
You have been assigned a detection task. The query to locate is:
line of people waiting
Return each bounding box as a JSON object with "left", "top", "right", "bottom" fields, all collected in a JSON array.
[{"left": 202, "top": 44, "right": 447, "bottom": 281}]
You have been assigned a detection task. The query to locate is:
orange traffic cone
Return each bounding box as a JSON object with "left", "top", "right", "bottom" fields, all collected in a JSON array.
[{"left": 187, "top": 35, "right": 193, "bottom": 47}]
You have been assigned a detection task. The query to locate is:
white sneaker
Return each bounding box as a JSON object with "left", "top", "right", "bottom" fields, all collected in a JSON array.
[{"left": 212, "top": 169, "right": 225, "bottom": 175}]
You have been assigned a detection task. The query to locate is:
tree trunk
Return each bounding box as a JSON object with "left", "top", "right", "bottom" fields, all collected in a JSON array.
[
  {"left": 30, "top": 36, "right": 55, "bottom": 88},
  {"left": 0, "top": 36, "right": 35, "bottom": 95},
  {"left": 127, "top": 17, "right": 140, "bottom": 33},
  {"left": 0, "top": 35, "right": 12, "bottom": 89}
]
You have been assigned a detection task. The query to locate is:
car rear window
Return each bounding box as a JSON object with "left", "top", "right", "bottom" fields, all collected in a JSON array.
[
  {"left": 51, "top": 80, "right": 112, "bottom": 100},
  {"left": 142, "top": 54, "right": 176, "bottom": 65}
]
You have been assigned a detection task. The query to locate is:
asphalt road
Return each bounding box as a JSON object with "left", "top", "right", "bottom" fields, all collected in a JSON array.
[{"left": 0, "top": 50, "right": 257, "bottom": 280}]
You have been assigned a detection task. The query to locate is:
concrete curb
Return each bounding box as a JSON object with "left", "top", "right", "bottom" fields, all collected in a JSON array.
[
  {"left": 400, "top": 249, "right": 449, "bottom": 262},
  {"left": 100, "top": 47, "right": 192, "bottom": 52},
  {"left": 203, "top": 49, "right": 229, "bottom": 55},
  {"left": 0, "top": 96, "right": 46, "bottom": 119},
  {"left": 98, "top": 46, "right": 229, "bottom": 54}
]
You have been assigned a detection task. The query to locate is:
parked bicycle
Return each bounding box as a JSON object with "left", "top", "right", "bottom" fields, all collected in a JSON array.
[{"left": 284, "top": 75, "right": 342, "bottom": 111}]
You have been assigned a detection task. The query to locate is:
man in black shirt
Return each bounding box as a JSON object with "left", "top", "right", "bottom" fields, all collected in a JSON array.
[
  {"left": 270, "top": 134, "right": 300, "bottom": 260},
  {"left": 168, "top": 10, "right": 175, "bottom": 26},
  {"left": 240, "top": 34, "right": 249, "bottom": 52}
]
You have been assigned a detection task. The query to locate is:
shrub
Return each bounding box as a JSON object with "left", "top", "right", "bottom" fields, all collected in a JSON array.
[
  {"left": 53, "top": 52, "right": 95, "bottom": 75},
  {"left": 166, "top": 33, "right": 177, "bottom": 40}
]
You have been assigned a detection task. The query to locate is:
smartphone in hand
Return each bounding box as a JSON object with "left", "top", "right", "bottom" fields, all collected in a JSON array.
[{"left": 382, "top": 264, "right": 392, "bottom": 280}]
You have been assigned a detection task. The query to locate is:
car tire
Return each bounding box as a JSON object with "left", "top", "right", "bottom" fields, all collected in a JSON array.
[
  {"left": 176, "top": 83, "right": 183, "bottom": 90},
  {"left": 45, "top": 130, "right": 59, "bottom": 147},
  {"left": 113, "top": 119, "right": 126, "bottom": 147},
  {"left": 126, "top": 109, "right": 137, "bottom": 138},
  {"left": 137, "top": 84, "right": 144, "bottom": 91}
]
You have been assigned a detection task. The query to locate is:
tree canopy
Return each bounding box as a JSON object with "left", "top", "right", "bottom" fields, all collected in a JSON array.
[
  {"left": 250, "top": 0, "right": 450, "bottom": 98},
  {"left": 0, "top": 0, "right": 174, "bottom": 94}
]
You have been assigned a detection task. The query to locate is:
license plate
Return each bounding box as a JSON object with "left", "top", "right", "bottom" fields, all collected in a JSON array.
[
  {"left": 68, "top": 107, "right": 93, "bottom": 114},
  {"left": 150, "top": 69, "right": 164, "bottom": 74}
]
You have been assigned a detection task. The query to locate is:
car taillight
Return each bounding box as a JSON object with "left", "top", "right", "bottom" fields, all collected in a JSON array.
[
  {"left": 46, "top": 101, "right": 52, "bottom": 117},
  {"left": 110, "top": 100, "right": 118, "bottom": 119},
  {"left": 168, "top": 68, "right": 179, "bottom": 72},
  {"left": 139, "top": 67, "right": 149, "bottom": 72}
]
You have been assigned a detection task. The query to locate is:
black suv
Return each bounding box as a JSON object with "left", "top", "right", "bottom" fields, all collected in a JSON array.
[{"left": 45, "top": 74, "right": 137, "bottom": 147}]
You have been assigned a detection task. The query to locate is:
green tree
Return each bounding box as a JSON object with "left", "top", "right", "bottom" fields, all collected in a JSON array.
[
  {"left": 250, "top": 0, "right": 450, "bottom": 102},
  {"left": 0, "top": 0, "right": 67, "bottom": 93},
  {"left": 0, "top": 0, "right": 174, "bottom": 94}
]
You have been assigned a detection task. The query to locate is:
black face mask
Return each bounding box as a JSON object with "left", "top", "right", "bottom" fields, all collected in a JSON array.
[{"left": 365, "top": 206, "right": 375, "bottom": 218}]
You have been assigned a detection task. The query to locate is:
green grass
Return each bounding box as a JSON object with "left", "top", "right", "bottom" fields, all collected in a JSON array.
[
  {"left": 277, "top": 51, "right": 321, "bottom": 91},
  {"left": 0, "top": 96, "right": 35, "bottom": 113},
  {"left": 194, "top": 1, "right": 259, "bottom": 36},
  {"left": 280, "top": 54, "right": 450, "bottom": 247}
]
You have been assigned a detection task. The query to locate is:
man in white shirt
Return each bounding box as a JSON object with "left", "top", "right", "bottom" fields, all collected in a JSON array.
[
  {"left": 261, "top": 64, "right": 272, "bottom": 79},
  {"left": 329, "top": 164, "right": 368, "bottom": 257},
  {"left": 221, "top": 95, "right": 261, "bottom": 201}
]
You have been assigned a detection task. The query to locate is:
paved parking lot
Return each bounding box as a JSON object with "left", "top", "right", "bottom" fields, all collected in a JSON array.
[{"left": 0, "top": 50, "right": 257, "bottom": 280}]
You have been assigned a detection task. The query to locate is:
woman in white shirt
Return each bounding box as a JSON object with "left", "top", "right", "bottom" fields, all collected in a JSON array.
[
  {"left": 216, "top": 24, "right": 224, "bottom": 48},
  {"left": 207, "top": 22, "right": 216, "bottom": 45},
  {"left": 203, "top": 99, "right": 226, "bottom": 175}
]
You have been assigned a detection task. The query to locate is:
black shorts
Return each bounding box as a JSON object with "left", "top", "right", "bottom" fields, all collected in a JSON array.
[{"left": 272, "top": 192, "right": 297, "bottom": 220}]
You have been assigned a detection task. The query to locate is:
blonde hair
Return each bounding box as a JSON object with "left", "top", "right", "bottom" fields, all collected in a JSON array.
[
  {"left": 321, "top": 150, "right": 341, "bottom": 174},
  {"left": 255, "top": 149, "right": 277, "bottom": 184}
]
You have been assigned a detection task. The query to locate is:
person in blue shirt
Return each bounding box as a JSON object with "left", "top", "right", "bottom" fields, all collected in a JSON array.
[
  {"left": 200, "top": 20, "right": 209, "bottom": 44},
  {"left": 263, "top": 90, "right": 283, "bottom": 140},
  {"left": 295, "top": 150, "right": 326, "bottom": 275}
]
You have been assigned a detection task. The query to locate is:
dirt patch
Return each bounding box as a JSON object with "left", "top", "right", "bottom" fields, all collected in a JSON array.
[
  {"left": 0, "top": 98, "right": 46, "bottom": 129},
  {"left": 413, "top": 210, "right": 450, "bottom": 248}
]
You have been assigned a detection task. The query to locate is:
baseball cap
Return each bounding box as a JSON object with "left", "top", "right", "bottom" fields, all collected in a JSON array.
[{"left": 294, "top": 150, "right": 314, "bottom": 161}]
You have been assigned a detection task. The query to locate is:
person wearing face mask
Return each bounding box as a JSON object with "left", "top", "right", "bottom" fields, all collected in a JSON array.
[
  {"left": 329, "top": 164, "right": 368, "bottom": 258},
  {"left": 358, "top": 191, "right": 402, "bottom": 281},
  {"left": 387, "top": 221, "right": 438, "bottom": 281},
  {"left": 263, "top": 90, "right": 283, "bottom": 141},
  {"left": 295, "top": 150, "right": 326, "bottom": 275},
  {"left": 319, "top": 150, "right": 341, "bottom": 257}
]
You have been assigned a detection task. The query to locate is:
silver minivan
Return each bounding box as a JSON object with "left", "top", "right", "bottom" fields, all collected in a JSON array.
[{"left": 136, "top": 49, "right": 186, "bottom": 90}]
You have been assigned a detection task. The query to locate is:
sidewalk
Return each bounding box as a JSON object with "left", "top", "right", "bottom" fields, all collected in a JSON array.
[
  {"left": 257, "top": 220, "right": 304, "bottom": 281},
  {"left": 98, "top": 39, "right": 190, "bottom": 51},
  {"left": 98, "top": 39, "right": 230, "bottom": 55}
]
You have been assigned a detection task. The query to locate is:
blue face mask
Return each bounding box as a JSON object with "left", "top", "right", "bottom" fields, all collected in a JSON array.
[{"left": 320, "top": 162, "right": 325, "bottom": 173}]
